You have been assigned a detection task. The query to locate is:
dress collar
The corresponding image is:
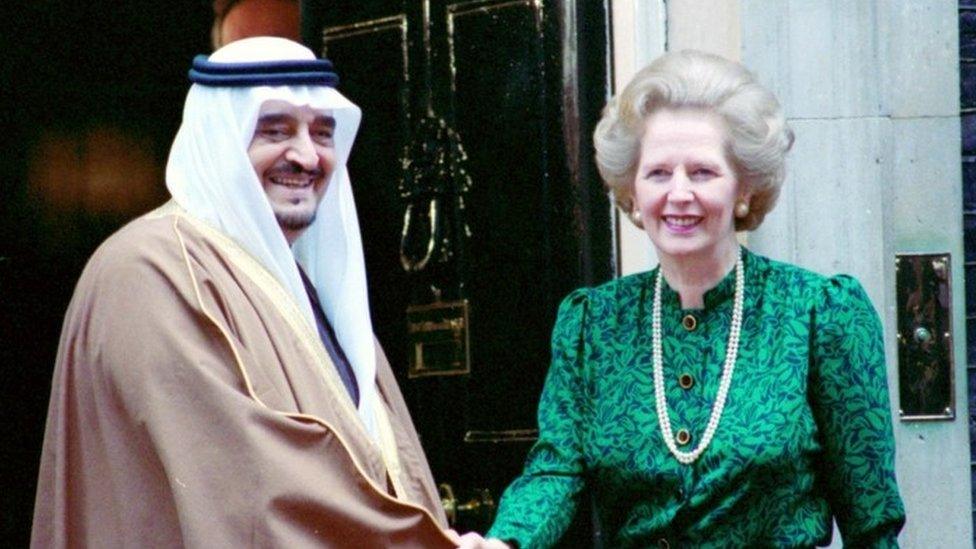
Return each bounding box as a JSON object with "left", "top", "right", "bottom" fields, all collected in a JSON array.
[{"left": 654, "top": 247, "right": 767, "bottom": 312}]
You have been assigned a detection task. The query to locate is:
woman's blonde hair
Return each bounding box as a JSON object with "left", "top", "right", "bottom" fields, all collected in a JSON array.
[{"left": 594, "top": 50, "right": 794, "bottom": 231}]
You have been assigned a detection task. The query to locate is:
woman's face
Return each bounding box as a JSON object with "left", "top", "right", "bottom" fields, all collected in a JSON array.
[{"left": 633, "top": 108, "right": 746, "bottom": 263}]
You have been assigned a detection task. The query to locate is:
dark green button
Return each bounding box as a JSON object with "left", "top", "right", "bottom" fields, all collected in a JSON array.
[{"left": 675, "top": 429, "right": 691, "bottom": 446}]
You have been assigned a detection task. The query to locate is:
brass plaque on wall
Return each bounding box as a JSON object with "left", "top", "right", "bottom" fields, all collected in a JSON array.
[
  {"left": 407, "top": 300, "right": 471, "bottom": 377},
  {"left": 895, "top": 253, "right": 954, "bottom": 421}
]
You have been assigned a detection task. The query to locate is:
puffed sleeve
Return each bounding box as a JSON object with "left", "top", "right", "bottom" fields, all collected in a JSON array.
[
  {"left": 810, "top": 275, "right": 906, "bottom": 547},
  {"left": 487, "top": 288, "right": 593, "bottom": 548}
]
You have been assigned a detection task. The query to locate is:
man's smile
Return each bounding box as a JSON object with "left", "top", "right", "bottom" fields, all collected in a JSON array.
[{"left": 269, "top": 173, "right": 317, "bottom": 188}]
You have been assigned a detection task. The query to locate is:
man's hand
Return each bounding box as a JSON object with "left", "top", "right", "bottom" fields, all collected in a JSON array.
[{"left": 444, "top": 529, "right": 512, "bottom": 548}]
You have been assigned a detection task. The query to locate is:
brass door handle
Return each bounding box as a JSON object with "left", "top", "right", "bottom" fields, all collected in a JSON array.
[
  {"left": 439, "top": 483, "right": 458, "bottom": 525},
  {"left": 439, "top": 483, "right": 496, "bottom": 527}
]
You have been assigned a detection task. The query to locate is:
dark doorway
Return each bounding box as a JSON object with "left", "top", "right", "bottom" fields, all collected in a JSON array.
[
  {"left": 302, "top": 0, "right": 612, "bottom": 541},
  {"left": 0, "top": 3, "right": 212, "bottom": 544}
]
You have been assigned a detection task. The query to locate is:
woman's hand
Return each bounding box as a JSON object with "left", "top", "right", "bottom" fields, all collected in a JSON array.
[{"left": 444, "top": 529, "right": 513, "bottom": 548}]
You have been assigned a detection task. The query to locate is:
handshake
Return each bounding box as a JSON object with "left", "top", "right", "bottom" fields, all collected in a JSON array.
[{"left": 445, "top": 530, "right": 512, "bottom": 549}]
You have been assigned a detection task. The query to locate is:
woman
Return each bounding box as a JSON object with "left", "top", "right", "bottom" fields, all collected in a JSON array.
[{"left": 454, "top": 50, "right": 905, "bottom": 548}]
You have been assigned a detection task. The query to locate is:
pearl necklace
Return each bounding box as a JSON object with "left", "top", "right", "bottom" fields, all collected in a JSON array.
[{"left": 652, "top": 250, "right": 744, "bottom": 464}]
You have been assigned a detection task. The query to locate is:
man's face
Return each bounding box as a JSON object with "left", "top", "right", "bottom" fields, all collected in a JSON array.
[{"left": 248, "top": 99, "right": 337, "bottom": 244}]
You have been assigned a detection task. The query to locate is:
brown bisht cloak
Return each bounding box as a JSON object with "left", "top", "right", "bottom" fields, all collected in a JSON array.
[{"left": 32, "top": 204, "right": 453, "bottom": 548}]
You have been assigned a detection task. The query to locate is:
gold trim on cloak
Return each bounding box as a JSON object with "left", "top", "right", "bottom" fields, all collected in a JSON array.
[{"left": 146, "top": 201, "right": 416, "bottom": 508}]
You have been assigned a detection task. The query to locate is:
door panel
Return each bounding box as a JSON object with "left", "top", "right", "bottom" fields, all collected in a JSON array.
[
  {"left": 449, "top": 1, "right": 551, "bottom": 431},
  {"left": 302, "top": 0, "right": 610, "bottom": 538}
]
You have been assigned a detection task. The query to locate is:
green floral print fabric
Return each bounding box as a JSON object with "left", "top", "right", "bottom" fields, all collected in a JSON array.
[{"left": 488, "top": 249, "right": 905, "bottom": 548}]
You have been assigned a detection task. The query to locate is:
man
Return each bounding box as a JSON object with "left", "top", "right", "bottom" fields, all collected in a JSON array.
[{"left": 32, "top": 37, "right": 454, "bottom": 548}]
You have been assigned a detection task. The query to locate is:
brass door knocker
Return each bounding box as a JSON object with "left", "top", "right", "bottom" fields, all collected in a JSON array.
[
  {"left": 400, "top": 199, "right": 440, "bottom": 272},
  {"left": 398, "top": 115, "right": 472, "bottom": 275},
  {"left": 400, "top": 114, "right": 473, "bottom": 376}
]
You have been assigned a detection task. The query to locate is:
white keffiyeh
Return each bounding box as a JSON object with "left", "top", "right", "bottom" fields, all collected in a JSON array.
[{"left": 165, "top": 36, "right": 380, "bottom": 440}]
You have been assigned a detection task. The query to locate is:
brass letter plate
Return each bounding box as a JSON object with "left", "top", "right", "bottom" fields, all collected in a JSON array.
[
  {"left": 407, "top": 299, "right": 471, "bottom": 377},
  {"left": 895, "top": 253, "right": 954, "bottom": 421}
]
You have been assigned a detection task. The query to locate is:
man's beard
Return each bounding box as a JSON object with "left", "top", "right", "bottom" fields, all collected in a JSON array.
[
  {"left": 265, "top": 161, "right": 325, "bottom": 237},
  {"left": 275, "top": 209, "right": 317, "bottom": 233}
]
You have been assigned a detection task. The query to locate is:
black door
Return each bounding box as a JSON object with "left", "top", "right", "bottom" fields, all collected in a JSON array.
[{"left": 301, "top": 0, "right": 611, "bottom": 540}]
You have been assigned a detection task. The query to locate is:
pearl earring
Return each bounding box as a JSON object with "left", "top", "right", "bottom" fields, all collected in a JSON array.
[
  {"left": 734, "top": 201, "right": 750, "bottom": 219},
  {"left": 630, "top": 209, "right": 642, "bottom": 224}
]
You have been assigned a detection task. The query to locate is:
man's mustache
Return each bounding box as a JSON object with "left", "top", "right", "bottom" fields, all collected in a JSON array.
[{"left": 267, "top": 161, "right": 325, "bottom": 178}]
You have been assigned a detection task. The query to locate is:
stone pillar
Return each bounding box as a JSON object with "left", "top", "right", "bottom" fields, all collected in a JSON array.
[{"left": 743, "top": 1, "right": 969, "bottom": 546}]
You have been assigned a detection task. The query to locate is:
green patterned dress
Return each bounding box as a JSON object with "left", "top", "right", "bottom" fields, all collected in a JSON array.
[{"left": 487, "top": 249, "right": 905, "bottom": 548}]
